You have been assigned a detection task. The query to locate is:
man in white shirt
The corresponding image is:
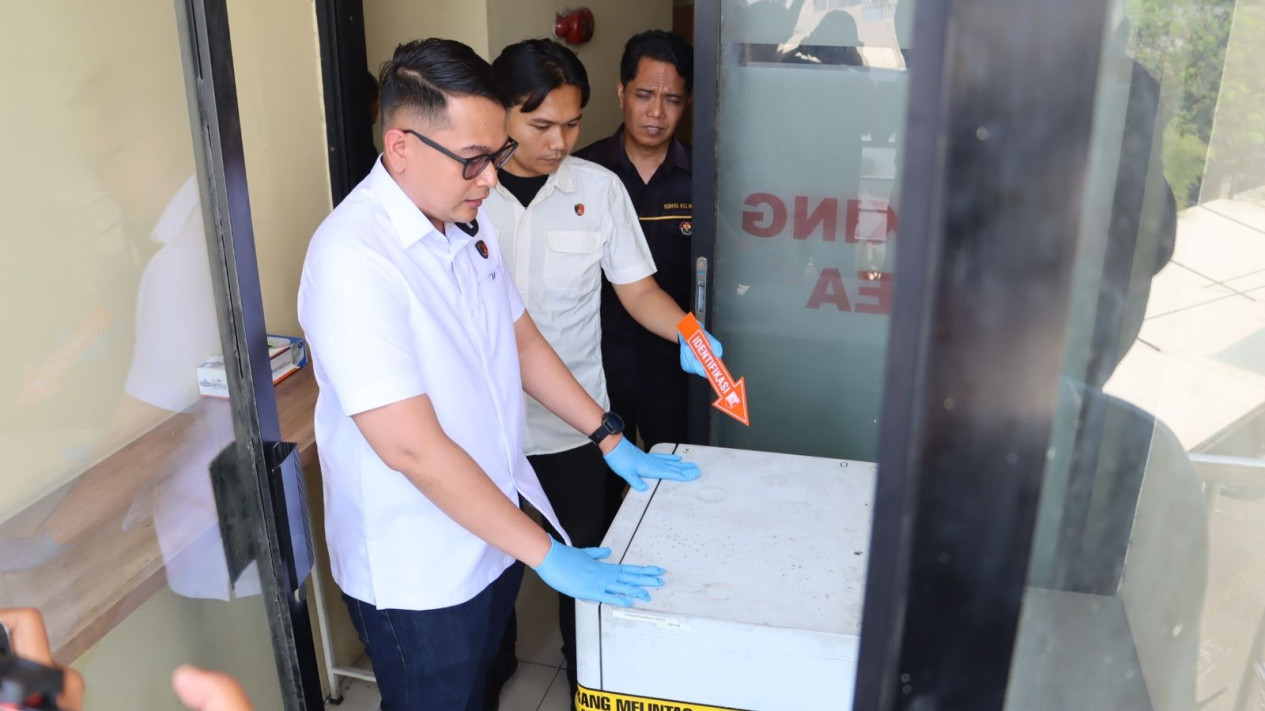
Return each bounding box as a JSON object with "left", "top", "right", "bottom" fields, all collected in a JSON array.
[
  {"left": 297, "top": 39, "right": 698, "bottom": 711},
  {"left": 484, "top": 39, "right": 722, "bottom": 706}
]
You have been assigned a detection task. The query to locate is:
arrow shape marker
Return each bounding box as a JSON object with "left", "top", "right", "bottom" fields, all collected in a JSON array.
[{"left": 677, "top": 313, "right": 749, "bottom": 426}]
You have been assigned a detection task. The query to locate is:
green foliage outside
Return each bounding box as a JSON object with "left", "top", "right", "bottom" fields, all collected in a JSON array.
[
  {"left": 1200, "top": 4, "right": 1265, "bottom": 199},
  {"left": 1126, "top": 0, "right": 1234, "bottom": 209}
]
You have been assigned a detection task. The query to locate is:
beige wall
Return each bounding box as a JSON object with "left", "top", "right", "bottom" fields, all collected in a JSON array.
[
  {"left": 361, "top": 0, "right": 672, "bottom": 144},
  {"left": 365, "top": 0, "right": 491, "bottom": 79},
  {"left": 487, "top": 0, "right": 674, "bottom": 142},
  {"left": 0, "top": 5, "right": 197, "bottom": 519},
  {"left": 228, "top": 0, "right": 332, "bottom": 336},
  {"left": 75, "top": 588, "right": 285, "bottom": 710},
  {"left": 0, "top": 0, "right": 328, "bottom": 519}
]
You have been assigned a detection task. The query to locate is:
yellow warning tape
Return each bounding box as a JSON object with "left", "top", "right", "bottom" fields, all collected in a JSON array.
[{"left": 575, "top": 684, "right": 750, "bottom": 711}]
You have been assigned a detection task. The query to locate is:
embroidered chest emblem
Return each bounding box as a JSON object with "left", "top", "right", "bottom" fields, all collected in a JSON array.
[
  {"left": 574, "top": 203, "right": 585, "bottom": 216},
  {"left": 475, "top": 240, "right": 489, "bottom": 259},
  {"left": 680, "top": 220, "right": 693, "bottom": 237}
]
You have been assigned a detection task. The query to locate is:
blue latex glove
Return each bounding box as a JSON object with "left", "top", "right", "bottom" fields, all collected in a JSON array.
[
  {"left": 533, "top": 538, "right": 666, "bottom": 607},
  {"left": 679, "top": 329, "right": 724, "bottom": 378},
  {"left": 604, "top": 437, "right": 701, "bottom": 492}
]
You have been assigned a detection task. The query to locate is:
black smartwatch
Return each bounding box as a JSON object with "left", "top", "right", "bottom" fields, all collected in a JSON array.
[{"left": 588, "top": 411, "right": 625, "bottom": 447}]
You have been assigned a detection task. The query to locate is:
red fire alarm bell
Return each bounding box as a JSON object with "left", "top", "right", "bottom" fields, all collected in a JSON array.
[{"left": 555, "top": 8, "right": 595, "bottom": 45}]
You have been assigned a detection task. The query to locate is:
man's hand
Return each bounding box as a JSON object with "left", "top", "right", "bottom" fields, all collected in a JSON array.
[
  {"left": 173, "top": 666, "right": 256, "bottom": 711},
  {"left": 679, "top": 328, "right": 724, "bottom": 378},
  {"left": 603, "top": 438, "right": 701, "bottom": 492},
  {"left": 533, "top": 538, "right": 665, "bottom": 607},
  {"left": 0, "top": 608, "right": 84, "bottom": 711}
]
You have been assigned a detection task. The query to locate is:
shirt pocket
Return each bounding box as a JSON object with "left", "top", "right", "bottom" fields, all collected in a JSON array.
[
  {"left": 471, "top": 251, "right": 500, "bottom": 285},
  {"left": 544, "top": 230, "right": 602, "bottom": 292}
]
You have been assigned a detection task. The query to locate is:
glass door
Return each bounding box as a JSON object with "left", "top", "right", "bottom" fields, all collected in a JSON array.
[
  {"left": 693, "top": 0, "right": 914, "bottom": 460},
  {"left": 0, "top": 1, "right": 317, "bottom": 708},
  {"left": 848, "top": 0, "right": 1265, "bottom": 707},
  {"left": 1002, "top": 1, "right": 1265, "bottom": 708}
]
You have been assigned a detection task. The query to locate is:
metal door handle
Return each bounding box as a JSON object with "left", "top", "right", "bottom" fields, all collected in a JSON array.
[{"left": 695, "top": 256, "right": 708, "bottom": 322}]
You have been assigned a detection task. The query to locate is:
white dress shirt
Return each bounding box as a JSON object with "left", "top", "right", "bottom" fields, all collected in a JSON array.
[
  {"left": 298, "top": 159, "right": 567, "bottom": 611},
  {"left": 485, "top": 156, "right": 656, "bottom": 455}
]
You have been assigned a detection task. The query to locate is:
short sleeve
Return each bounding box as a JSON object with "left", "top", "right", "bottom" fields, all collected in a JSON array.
[
  {"left": 600, "top": 176, "right": 658, "bottom": 285},
  {"left": 298, "top": 247, "right": 426, "bottom": 415}
]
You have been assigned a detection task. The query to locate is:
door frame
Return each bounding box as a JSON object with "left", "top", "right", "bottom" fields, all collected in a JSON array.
[
  {"left": 314, "top": 0, "right": 373, "bottom": 206},
  {"left": 687, "top": 0, "right": 721, "bottom": 446},
  {"left": 175, "top": 0, "right": 325, "bottom": 707}
]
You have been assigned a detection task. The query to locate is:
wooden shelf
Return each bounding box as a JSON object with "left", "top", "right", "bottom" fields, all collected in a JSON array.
[
  {"left": 0, "top": 367, "right": 319, "bottom": 663},
  {"left": 277, "top": 367, "right": 319, "bottom": 467}
]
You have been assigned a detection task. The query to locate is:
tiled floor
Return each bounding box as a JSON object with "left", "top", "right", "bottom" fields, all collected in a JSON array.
[{"left": 328, "top": 567, "right": 572, "bottom": 711}]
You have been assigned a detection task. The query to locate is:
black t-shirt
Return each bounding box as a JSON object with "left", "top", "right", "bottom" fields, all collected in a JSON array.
[
  {"left": 497, "top": 169, "right": 549, "bottom": 208},
  {"left": 575, "top": 126, "right": 693, "bottom": 375}
]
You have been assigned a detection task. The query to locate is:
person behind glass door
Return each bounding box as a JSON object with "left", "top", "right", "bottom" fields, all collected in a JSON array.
[
  {"left": 483, "top": 38, "right": 720, "bottom": 707},
  {"left": 779, "top": 10, "right": 865, "bottom": 67},
  {"left": 575, "top": 30, "right": 701, "bottom": 451},
  {"left": 297, "top": 38, "right": 685, "bottom": 711}
]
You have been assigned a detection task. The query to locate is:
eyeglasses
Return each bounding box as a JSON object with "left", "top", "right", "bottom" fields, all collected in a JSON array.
[{"left": 403, "top": 129, "right": 518, "bottom": 180}]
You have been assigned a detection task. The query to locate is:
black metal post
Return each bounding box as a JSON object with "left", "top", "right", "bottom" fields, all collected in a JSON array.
[
  {"left": 688, "top": 0, "right": 721, "bottom": 445},
  {"left": 854, "top": 0, "right": 1111, "bottom": 709},
  {"left": 314, "top": 0, "right": 373, "bottom": 205}
]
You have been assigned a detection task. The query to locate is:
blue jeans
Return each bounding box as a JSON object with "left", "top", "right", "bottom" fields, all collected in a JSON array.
[{"left": 343, "top": 562, "right": 524, "bottom": 711}]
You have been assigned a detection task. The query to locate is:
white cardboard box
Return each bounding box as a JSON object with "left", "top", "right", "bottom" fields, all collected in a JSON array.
[{"left": 576, "top": 444, "right": 875, "bottom": 711}]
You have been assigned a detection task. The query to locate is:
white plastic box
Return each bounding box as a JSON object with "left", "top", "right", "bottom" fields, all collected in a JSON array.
[{"left": 576, "top": 444, "right": 876, "bottom": 711}]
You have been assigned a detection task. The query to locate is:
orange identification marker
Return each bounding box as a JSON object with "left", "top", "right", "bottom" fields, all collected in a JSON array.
[{"left": 677, "top": 313, "right": 750, "bottom": 426}]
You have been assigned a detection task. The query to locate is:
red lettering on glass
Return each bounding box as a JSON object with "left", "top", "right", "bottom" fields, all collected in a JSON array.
[
  {"left": 793, "top": 197, "right": 839, "bottom": 241},
  {"left": 742, "top": 193, "right": 786, "bottom": 238},
  {"left": 806, "top": 268, "right": 853, "bottom": 311}
]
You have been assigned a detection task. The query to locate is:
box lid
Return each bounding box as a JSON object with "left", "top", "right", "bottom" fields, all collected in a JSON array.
[{"left": 605, "top": 444, "right": 875, "bottom": 638}]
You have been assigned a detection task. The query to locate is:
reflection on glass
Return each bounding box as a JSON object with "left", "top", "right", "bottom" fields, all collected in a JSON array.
[
  {"left": 1010, "top": 1, "right": 1265, "bottom": 709},
  {"left": 714, "top": 0, "right": 913, "bottom": 460},
  {"left": 0, "top": 3, "right": 277, "bottom": 706}
]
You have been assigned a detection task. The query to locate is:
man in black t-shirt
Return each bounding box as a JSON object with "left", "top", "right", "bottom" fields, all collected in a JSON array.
[{"left": 575, "top": 30, "right": 695, "bottom": 448}]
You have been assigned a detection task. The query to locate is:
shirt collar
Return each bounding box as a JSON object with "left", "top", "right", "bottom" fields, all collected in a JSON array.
[
  {"left": 364, "top": 156, "right": 470, "bottom": 254},
  {"left": 612, "top": 124, "right": 691, "bottom": 179},
  {"left": 151, "top": 175, "right": 200, "bottom": 245},
  {"left": 494, "top": 159, "right": 578, "bottom": 206},
  {"left": 550, "top": 158, "right": 577, "bottom": 194}
]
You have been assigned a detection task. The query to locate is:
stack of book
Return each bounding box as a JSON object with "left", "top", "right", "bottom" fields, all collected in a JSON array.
[{"left": 196, "top": 335, "right": 307, "bottom": 398}]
